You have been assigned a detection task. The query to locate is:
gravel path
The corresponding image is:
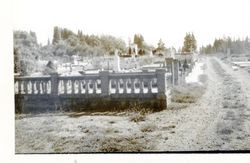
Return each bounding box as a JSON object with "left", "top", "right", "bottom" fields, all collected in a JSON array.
[{"left": 150, "top": 56, "right": 250, "bottom": 151}]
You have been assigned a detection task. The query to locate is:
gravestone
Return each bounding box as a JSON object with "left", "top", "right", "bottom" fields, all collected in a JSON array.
[{"left": 114, "top": 50, "right": 121, "bottom": 72}]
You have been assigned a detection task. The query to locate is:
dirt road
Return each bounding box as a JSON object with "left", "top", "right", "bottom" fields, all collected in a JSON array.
[{"left": 151, "top": 56, "right": 250, "bottom": 151}]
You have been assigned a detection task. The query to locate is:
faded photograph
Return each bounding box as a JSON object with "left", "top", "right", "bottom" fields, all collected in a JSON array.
[{"left": 14, "top": 0, "right": 250, "bottom": 153}]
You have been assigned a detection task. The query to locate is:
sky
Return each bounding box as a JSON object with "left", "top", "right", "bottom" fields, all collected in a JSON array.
[{"left": 13, "top": 0, "right": 250, "bottom": 49}]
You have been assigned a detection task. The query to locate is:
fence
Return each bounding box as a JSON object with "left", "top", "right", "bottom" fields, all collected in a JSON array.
[{"left": 14, "top": 69, "right": 168, "bottom": 113}]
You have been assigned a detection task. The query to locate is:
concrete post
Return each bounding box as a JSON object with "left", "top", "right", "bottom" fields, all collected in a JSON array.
[
  {"left": 50, "top": 73, "right": 59, "bottom": 95},
  {"left": 173, "top": 59, "right": 179, "bottom": 85},
  {"left": 100, "top": 71, "right": 109, "bottom": 96},
  {"left": 50, "top": 73, "right": 60, "bottom": 111},
  {"left": 165, "top": 58, "right": 174, "bottom": 85},
  {"left": 156, "top": 68, "right": 166, "bottom": 95}
]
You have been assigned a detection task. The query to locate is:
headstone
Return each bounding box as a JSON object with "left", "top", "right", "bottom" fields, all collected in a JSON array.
[{"left": 114, "top": 50, "right": 120, "bottom": 72}]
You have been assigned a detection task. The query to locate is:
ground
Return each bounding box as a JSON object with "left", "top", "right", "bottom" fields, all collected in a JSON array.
[{"left": 15, "top": 56, "right": 250, "bottom": 153}]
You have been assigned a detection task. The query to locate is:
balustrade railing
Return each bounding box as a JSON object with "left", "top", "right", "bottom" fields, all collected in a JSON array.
[{"left": 14, "top": 69, "right": 167, "bottom": 97}]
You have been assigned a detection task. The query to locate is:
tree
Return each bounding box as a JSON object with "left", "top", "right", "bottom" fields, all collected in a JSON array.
[
  {"left": 133, "top": 34, "right": 144, "bottom": 49},
  {"left": 182, "top": 32, "right": 197, "bottom": 53},
  {"left": 128, "top": 47, "right": 132, "bottom": 54},
  {"left": 156, "top": 39, "right": 166, "bottom": 51},
  {"left": 29, "top": 31, "right": 37, "bottom": 44},
  {"left": 52, "top": 26, "right": 61, "bottom": 45}
]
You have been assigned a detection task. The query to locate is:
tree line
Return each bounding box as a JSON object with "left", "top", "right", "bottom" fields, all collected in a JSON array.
[
  {"left": 14, "top": 27, "right": 198, "bottom": 75},
  {"left": 200, "top": 37, "right": 250, "bottom": 54}
]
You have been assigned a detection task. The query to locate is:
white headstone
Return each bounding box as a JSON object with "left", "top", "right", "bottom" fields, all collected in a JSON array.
[{"left": 114, "top": 50, "right": 120, "bottom": 72}]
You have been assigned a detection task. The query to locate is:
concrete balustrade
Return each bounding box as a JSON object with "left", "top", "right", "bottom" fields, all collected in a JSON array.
[
  {"left": 14, "top": 69, "right": 168, "bottom": 113},
  {"left": 15, "top": 70, "right": 166, "bottom": 96}
]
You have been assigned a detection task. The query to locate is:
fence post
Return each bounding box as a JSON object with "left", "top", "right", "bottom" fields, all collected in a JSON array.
[
  {"left": 50, "top": 73, "right": 60, "bottom": 111},
  {"left": 100, "top": 71, "right": 109, "bottom": 96},
  {"left": 156, "top": 68, "right": 167, "bottom": 110},
  {"left": 50, "top": 73, "right": 59, "bottom": 96},
  {"left": 173, "top": 59, "right": 179, "bottom": 85},
  {"left": 165, "top": 58, "right": 174, "bottom": 85},
  {"left": 156, "top": 68, "right": 166, "bottom": 95}
]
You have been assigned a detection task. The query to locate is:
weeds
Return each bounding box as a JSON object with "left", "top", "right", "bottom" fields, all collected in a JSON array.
[
  {"left": 171, "top": 84, "right": 205, "bottom": 104},
  {"left": 99, "top": 136, "right": 146, "bottom": 152},
  {"left": 127, "top": 103, "right": 152, "bottom": 122}
]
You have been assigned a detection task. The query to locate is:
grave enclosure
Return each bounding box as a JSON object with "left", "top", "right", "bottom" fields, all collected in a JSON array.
[{"left": 14, "top": 56, "right": 194, "bottom": 113}]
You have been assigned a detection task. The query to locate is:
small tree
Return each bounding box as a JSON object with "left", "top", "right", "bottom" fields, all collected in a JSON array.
[{"left": 156, "top": 39, "right": 166, "bottom": 51}]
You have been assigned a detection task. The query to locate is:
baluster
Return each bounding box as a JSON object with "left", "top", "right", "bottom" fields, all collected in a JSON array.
[
  {"left": 72, "top": 80, "right": 75, "bottom": 94},
  {"left": 48, "top": 81, "right": 51, "bottom": 94},
  {"left": 41, "top": 81, "right": 45, "bottom": 94},
  {"left": 29, "top": 81, "right": 33, "bottom": 94},
  {"left": 110, "top": 80, "right": 113, "bottom": 94},
  {"left": 14, "top": 81, "right": 17, "bottom": 94}
]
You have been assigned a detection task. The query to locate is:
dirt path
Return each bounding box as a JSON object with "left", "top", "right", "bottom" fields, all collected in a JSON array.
[{"left": 150, "top": 56, "right": 250, "bottom": 151}]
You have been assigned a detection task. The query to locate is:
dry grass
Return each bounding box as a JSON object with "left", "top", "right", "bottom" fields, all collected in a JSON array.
[
  {"left": 171, "top": 83, "right": 205, "bottom": 104},
  {"left": 99, "top": 136, "right": 146, "bottom": 152},
  {"left": 127, "top": 103, "right": 152, "bottom": 122}
]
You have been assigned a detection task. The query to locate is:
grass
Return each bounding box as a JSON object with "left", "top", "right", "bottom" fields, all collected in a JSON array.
[
  {"left": 99, "top": 136, "right": 146, "bottom": 152},
  {"left": 171, "top": 83, "right": 205, "bottom": 104},
  {"left": 127, "top": 103, "right": 152, "bottom": 122}
]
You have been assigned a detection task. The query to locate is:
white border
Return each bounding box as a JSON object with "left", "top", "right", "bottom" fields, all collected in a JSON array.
[{"left": 1, "top": 0, "right": 250, "bottom": 163}]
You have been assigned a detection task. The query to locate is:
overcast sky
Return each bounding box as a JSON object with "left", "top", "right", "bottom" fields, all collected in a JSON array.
[{"left": 13, "top": 0, "right": 250, "bottom": 48}]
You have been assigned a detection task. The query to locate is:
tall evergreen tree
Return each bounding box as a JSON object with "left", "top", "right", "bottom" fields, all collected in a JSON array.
[
  {"left": 52, "top": 26, "right": 61, "bottom": 45},
  {"left": 133, "top": 34, "right": 144, "bottom": 49},
  {"left": 182, "top": 32, "right": 197, "bottom": 53}
]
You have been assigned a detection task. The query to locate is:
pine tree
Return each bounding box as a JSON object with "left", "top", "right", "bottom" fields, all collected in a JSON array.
[
  {"left": 52, "top": 26, "right": 61, "bottom": 45},
  {"left": 157, "top": 39, "right": 165, "bottom": 51},
  {"left": 182, "top": 33, "right": 197, "bottom": 53},
  {"left": 133, "top": 34, "right": 144, "bottom": 49}
]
